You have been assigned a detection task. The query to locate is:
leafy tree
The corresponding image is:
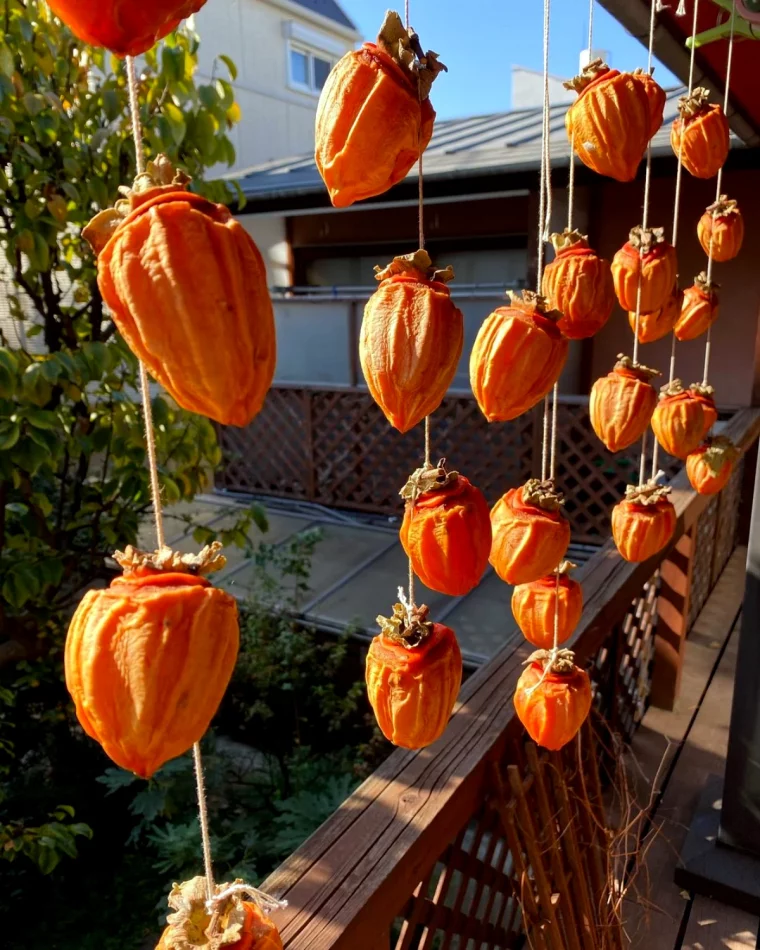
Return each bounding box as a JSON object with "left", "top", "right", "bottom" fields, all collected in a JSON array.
[{"left": 0, "top": 0, "right": 246, "bottom": 875}]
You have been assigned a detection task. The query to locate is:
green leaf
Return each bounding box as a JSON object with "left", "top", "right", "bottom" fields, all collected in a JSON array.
[
  {"left": 23, "top": 408, "right": 58, "bottom": 430},
  {"left": 35, "top": 845, "right": 61, "bottom": 875},
  {"left": 218, "top": 54, "right": 238, "bottom": 81},
  {"left": 22, "top": 92, "right": 45, "bottom": 116},
  {"left": 101, "top": 87, "right": 121, "bottom": 121},
  {"left": 163, "top": 101, "right": 186, "bottom": 146},
  {"left": 0, "top": 422, "right": 20, "bottom": 451},
  {"left": 0, "top": 44, "right": 13, "bottom": 78}
]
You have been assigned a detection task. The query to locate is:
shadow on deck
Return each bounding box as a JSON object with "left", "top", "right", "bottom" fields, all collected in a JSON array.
[{"left": 625, "top": 546, "right": 760, "bottom": 949}]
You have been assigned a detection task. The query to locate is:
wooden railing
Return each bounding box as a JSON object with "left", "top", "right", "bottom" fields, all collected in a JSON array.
[
  {"left": 260, "top": 407, "right": 760, "bottom": 949},
  {"left": 218, "top": 386, "right": 683, "bottom": 545}
]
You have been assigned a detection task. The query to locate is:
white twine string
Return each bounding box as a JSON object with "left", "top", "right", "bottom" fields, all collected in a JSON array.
[
  {"left": 126, "top": 57, "right": 165, "bottom": 550},
  {"left": 588, "top": 0, "right": 595, "bottom": 52},
  {"left": 538, "top": 0, "right": 557, "bottom": 487},
  {"left": 652, "top": 0, "right": 702, "bottom": 480},
  {"left": 126, "top": 55, "right": 213, "bottom": 904},
  {"left": 207, "top": 883, "right": 287, "bottom": 916},
  {"left": 630, "top": 0, "right": 657, "bottom": 488},
  {"left": 703, "top": 0, "right": 737, "bottom": 387}
]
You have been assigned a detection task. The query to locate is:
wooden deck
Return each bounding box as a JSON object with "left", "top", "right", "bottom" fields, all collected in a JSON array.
[{"left": 625, "top": 546, "right": 759, "bottom": 949}]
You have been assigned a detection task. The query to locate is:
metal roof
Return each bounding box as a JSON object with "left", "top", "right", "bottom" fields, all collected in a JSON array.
[
  {"left": 290, "top": 0, "right": 356, "bottom": 31},
  {"left": 232, "top": 87, "right": 704, "bottom": 204}
]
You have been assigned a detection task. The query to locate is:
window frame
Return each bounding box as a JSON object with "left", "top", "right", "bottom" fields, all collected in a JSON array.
[{"left": 287, "top": 40, "right": 334, "bottom": 96}]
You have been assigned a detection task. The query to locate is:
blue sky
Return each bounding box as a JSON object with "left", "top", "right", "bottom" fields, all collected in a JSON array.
[{"left": 337, "top": 0, "right": 680, "bottom": 119}]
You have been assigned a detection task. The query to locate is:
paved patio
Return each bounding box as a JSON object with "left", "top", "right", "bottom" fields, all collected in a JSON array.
[{"left": 153, "top": 493, "right": 599, "bottom": 665}]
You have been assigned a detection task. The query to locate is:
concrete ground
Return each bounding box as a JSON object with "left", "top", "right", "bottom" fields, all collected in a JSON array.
[{"left": 151, "top": 493, "right": 598, "bottom": 666}]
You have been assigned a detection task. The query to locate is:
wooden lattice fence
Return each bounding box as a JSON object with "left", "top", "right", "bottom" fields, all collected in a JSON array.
[{"left": 217, "top": 386, "right": 682, "bottom": 544}]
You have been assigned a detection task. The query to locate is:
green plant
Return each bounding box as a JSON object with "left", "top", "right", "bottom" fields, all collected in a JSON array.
[{"left": 0, "top": 0, "right": 251, "bottom": 878}]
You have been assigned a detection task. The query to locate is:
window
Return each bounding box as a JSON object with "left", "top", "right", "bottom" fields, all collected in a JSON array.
[{"left": 288, "top": 43, "right": 333, "bottom": 94}]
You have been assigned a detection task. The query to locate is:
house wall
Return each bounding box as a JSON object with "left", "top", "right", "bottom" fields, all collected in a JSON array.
[
  {"left": 193, "top": 0, "right": 357, "bottom": 172},
  {"left": 238, "top": 213, "right": 292, "bottom": 287},
  {"left": 589, "top": 167, "right": 760, "bottom": 408}
]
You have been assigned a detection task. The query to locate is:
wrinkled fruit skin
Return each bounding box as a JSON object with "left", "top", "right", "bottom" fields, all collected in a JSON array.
[
  {"left": 675, "top": 283, "right": 719, "bottom": 342},
  {"left": 638, "top": 71, "right": 667, "bottom": 140},
  {"left": 511, "top": 574, "right": 583, "bottom": 650},
  {"left": 590, "top": 367, "right": 657, "bottom": 453},
  {"left": 611, "top": 499, "right": 676, "bottom": 563},
  {"left": 365, "top": 624, "right": 462, "bottom": 749},
  {"left": 360, "top": 272, "right": 463, "bottom": 433},
  {"left": 401, "top": 476, "right": 492, "bottom": 596},
  {"left": 565, "top": 69, "right": 653, "bottom": 182},
  {"left": 687, "top": 448, "right": 733, "bottom": 495},
  {"left": 315, "top": 43, "right": 434, "bottom": 208},
  {"left": 612, "top": 238, "right": 678, "bottom": 313},
  {"left": 46, "top": 0, "right": 206, "bottom": 56},
  {"left": 514, "top": 663, "right": 592, "bottom": 751},
  {"left": 490, "top": 487, "right": 571, "bottom": 586},
  {"left": 628, "top": 287, "right": 681, "bottom": 344},
  {"left": 690, "top": 390, "right": 718, "bottom": 439},
  {"left": 651, "top": 392, "right": 705, "bottom": 460},
  {"left": 65, "top": 571, "right": 239, "bottom": 778},
  {"left": 470, "top": 305, "right": 568, "bottom": 422},
  {"left": 698, "top": 209, "right": 744, "bottom": 262},
  {"left": 671, "top": 105, "right": 730, "bottom": 179},
  {"left": 155, "top": 901, "right": 283, "bottom": 950},
  {"left": 98, "top": 189, "right": 276, "bottom": 427},
  {"left": 541, "top": 240, "right": 615, "bottom": 339}
]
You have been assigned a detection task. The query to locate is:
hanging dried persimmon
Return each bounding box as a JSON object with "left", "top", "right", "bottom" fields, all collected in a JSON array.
[
  {"left": 590, "top": 356, "right": 659, "bottom": 453},
  {"left": 83, "top": 156, "right": 276, "bottom": 428},
  {"left": 671, "top": 87, "right": 730, "bottom": 179},
  {"left": 689, "top": 383, "right": 718, "bottom": 438},
  {"left": 634, "top": 68, "right": 667, "bottom": 139},
  {"left": 360, "top": 250, "right": 463, "bottom": 433},
  {"left": 470, "top": 291, "right": 568, "bottom": 422},
  {"left": 651, "top": 380, "right": 706, "bottom": 460},
  {"left": 686, "top": 436, "right": 739, "bottom": 495},
  {"left": 46, "top": 0, "right": 205, "bottom": 57},
  {"left": 563, "top": 59, "right": 654, "bottom": 182},
  {"left": 514, "top": 649, "right": 592, "bottom": 751},
  {"left": 541, "top": 230, "right": 615, "bottom": 339},
  {"left": 611, "top": 482, "right": 676, "bottom": 563},
  {"left": 511, "top": 562, "right": 582, "bottom": 650},
  {"left": 612, "top": 226, "right": 678, "bottom": 314},
  {"left": 400, "top": 462, "right": 491, "bottom": 597},
  {"left": 698, "top": 196, "right": 744, "bottom": 262},
  {"left": 628, "top": 286, "right": 681, "bottom": 344},
  {"left": 315, "top": 11, "right": 445, "bottom": 208},
  {"left": 675, "top": 273, "right": 719, "bottom": 341},
  {"left": 155, "top": 878, "right": 283, "bottom": 950},
  {"left": 64, "top": 544, "right": 239, "bottom": 779},
  {"left": 365, "top": 604, "right": 462, "bottom": 749},
  {"left": 490, "top": 480, "right": 571, "bottom": 586}
]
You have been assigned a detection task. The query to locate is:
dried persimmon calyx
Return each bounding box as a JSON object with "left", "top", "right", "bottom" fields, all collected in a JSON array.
[
  {"left": 400, "top": 458, "right": 458, "bottom": 501},
  {"left": 377, "top": 602, "right": 433, "bottom": 648},
  {"left": 113, "top": 542, "right": 227, "bottom": 576}
]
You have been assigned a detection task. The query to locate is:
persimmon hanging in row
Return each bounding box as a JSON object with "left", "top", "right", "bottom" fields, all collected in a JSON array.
[
  {"left": 672, "top": 88, "right": 730, "bottom": 180},
  {"left": 612, "top": 483, "right": 676, "bottom": 563},
  {"left": 512, "top": 562, "right": 582, "bottom": 649},
  {"left": 65, "top": 544, "right": 239, "bottom": 778},
  {"left": 83, "top": 157, "right": 276, "bottom": 428},
  {"left": 315, "top": 11, "right": 445, "bottom": 208},
  {"left": 590, "top": 356, "right": 659, "bottom": 453},
  {"left": 564, "top": 60, "right": 664, "bottom": 182}
]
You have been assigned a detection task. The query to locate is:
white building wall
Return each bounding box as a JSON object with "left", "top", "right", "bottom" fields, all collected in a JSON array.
[
  {"left": 238, "top": 213, "right": 291, "bottom": 287},
  {"left": 193, "top": 0, "right": 358, "bottom": 172}
]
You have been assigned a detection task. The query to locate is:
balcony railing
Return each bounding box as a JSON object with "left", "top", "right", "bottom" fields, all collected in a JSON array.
[{"left": 255, "top": 407, "right": 760, "bottom": 949}]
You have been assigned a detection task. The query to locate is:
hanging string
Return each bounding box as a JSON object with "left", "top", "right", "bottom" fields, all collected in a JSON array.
[
  {"left": 667, "top": 0, "right": 701, "bottom": 392},
  {"left": 404, "top": 0, "right": 410, "bottom": 29},
  {"left": 126, "top": 57, "right": 166, "bottom": 550},
  {"left": 537, "top": 0, "right": 555, "bottom": 488},
  {"left": 587, "top": 0, "right": 595, "bottom": 53},
  {"left": 126, "top": 53, "right": 215, "bottom": 904},
  {"left": 703, "top": 0, "right": 737, "bottom": 386},
  {"left": 631, "top": 0, "right": 658, "bottom": 369}
]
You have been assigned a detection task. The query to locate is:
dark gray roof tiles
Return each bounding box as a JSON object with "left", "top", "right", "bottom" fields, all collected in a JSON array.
[
  {"left": 291, "top": 0, "right": 356, "bottom": 31},
  {"left": 230, "top": 87, "right": 724, "bottom": 202}
]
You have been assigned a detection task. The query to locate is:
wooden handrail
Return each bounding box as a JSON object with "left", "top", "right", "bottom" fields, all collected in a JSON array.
[{"left": 262, "top": 407, "right": 760, "bottom": 948}]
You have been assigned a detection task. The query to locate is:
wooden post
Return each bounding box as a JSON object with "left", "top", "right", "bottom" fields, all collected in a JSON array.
[
  {"left": 720, "top": 454, "right": 760, "bottom": 856},
  {"left": 651, "top": 527, "right": 695, "bottom": 710}
]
